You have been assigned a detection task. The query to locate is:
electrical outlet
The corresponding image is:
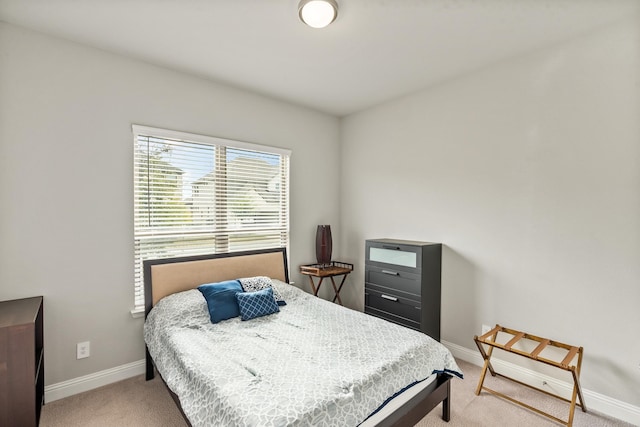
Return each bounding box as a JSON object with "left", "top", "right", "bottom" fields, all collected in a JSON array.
[
  {"left": 481, "top": 324, "right": 492, "bottom": 335},
  {"left": 77, "top": 341, "right": 90, "bottom": 359}
]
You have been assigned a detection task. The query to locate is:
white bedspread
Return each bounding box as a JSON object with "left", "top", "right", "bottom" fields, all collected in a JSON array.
[{"left": 144, "top": 280, "right": 461, "bottom": 427}]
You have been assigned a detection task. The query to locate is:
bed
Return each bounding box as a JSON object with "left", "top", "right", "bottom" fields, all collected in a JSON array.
[{"left": 143, "top": 247, "right": 462, "bottom": 426}]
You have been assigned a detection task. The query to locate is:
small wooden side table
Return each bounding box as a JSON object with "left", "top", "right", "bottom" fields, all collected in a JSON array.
[{"left": 300, "top": 261, "right": 353, "bottom": 305}]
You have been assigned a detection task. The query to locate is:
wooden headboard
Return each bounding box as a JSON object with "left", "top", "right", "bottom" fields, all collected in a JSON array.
[{"left": 143, "top": 248, "right": 289, "bottom": 318}]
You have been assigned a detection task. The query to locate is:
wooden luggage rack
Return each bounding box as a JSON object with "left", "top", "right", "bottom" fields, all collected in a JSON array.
[{"left": 474, "top": 325, "right": 586, "bottom": 426}]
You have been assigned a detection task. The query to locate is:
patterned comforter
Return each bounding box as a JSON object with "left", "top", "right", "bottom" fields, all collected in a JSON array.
[{"left": 144, "top": 280, "right": 461, "bottom": 427}]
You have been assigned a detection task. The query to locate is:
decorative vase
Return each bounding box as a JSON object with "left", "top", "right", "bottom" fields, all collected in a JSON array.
[{"left": 315, "top": 225, "right": 332, "bottom": 266}]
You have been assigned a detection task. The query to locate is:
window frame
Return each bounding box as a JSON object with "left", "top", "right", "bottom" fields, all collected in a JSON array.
[{"left": 131, "top": 125, "right": 291, "bottom": 312}]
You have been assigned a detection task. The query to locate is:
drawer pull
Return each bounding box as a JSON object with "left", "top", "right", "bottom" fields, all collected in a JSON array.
[
  {"left": 382, "top": 245, "right": 401, "bottom": 250},
  {"left": 381, "top": 294, "right": 399, "bottom": 302},
  {"left": 381, "top": 269, "right": 399, "bottom": 276}
]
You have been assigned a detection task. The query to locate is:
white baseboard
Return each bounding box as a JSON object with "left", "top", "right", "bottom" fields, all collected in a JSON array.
[
  {"left": 44, "top": 359, "right": 145, "bottom": 403},
  {"left": 442, "top": 340, "right": 640, "bottom": 426}
]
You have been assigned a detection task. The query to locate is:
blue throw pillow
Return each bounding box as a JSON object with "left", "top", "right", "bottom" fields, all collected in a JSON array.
[
  {"left": 197, "top": 280, "right": 243, "bottom": 323},
  {"left": 239, "top": 276, "right": 286, "bottom": 306},
  {"left": 235, "top": 287, "right": 280, "bottom": 321}
]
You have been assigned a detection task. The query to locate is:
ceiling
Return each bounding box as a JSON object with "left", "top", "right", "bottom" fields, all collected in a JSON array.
[{"left": 1, "top": 0, "right": 638, "bottom": 117}]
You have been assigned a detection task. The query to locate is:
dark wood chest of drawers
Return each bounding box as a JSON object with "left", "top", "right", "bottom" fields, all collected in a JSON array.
[
  {"left": 0, "top": 296, "right": 44, "bottom": 426},
  {"left": 364, "top": 239, "right": 442, "bottom": 341}
]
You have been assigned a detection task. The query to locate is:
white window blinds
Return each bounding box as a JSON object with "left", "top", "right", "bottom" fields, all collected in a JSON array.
[{"left": 132, "top": 125, "right": 290, "bottom": 310}]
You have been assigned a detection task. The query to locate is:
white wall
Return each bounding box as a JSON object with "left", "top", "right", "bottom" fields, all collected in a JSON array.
[
  {"left": 340, "top": 16, "right": 640, "bottom": 406},
  {"left": 0, "top": 22, "right": 340, "bottom": 385}
]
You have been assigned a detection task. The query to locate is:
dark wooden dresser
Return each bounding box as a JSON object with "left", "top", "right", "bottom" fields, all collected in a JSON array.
[
  {"left": 364, "top": 239, "right": 442, "bottom": 341},
  {"left": 0, "top": 296, "right": 44, "bottom": 426}
]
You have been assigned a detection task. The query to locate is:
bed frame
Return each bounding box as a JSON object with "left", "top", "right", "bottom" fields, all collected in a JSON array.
[{"left": 143, "top": 247, "right": 453, "bottom": 426}]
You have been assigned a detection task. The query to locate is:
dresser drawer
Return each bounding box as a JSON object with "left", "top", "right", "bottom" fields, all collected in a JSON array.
[
  {"left": 366, "top": 266, "right": 421, "bottom": 296},
  {"left": 365, "top": 288, "right": 421, "bottom": 324},
  {"left": 366, "top": 240, "right": 423, "bottom": 273},
  {"left": 364, "top": 306, "right": 421, "bottom": 331},
  {"left": 365, "top": 282, "right": 419, "bottom": 304}
]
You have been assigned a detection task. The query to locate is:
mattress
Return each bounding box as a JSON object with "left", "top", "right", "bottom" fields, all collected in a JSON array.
[{"left": 144, "top": 279, "right": 461, "bottom": 426}]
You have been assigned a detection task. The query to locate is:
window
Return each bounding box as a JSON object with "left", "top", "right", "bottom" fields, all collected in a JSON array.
[{"left": 132, "top": 125, "right": 290, "bottom": 310}]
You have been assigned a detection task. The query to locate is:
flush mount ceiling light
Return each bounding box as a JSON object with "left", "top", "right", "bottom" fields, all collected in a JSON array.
[{"left": 298, "top": 0, "right": 338, "bottom": 29}]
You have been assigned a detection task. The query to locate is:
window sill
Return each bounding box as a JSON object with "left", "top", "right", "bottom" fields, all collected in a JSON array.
[{"left": 130, "top": 307, "right": 145, "bottom": 319}]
